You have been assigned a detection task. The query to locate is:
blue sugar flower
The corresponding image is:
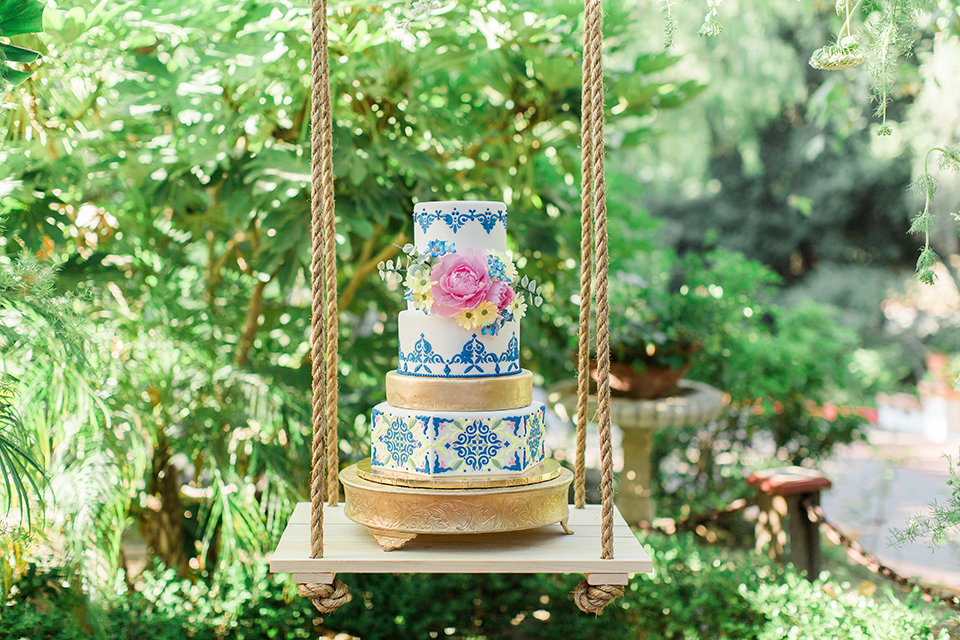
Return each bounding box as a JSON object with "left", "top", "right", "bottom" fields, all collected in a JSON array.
[
  {"left": 487, "top": 255, "right": 506, "bottom": 280},
  {"left": 427, "top": 239, "right": 455, "bottom": 258},
  {"left": 481, "top": 314, "right": 506, "bottom": 336}
]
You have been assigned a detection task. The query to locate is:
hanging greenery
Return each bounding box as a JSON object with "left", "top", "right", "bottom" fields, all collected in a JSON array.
[
  {"left": 908, "top": 144, "right": 960, "bottom": 285},
  {"left": 809, "top": 0, "right": 867, "bottom": 70}
]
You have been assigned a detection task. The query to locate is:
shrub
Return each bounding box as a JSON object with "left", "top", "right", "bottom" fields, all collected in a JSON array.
[
  {"left": 742, "top": 573, "right": 951, "bottom": 640},
  {"left": 3, "top": 535, "right": 953, "bottom": 640}
]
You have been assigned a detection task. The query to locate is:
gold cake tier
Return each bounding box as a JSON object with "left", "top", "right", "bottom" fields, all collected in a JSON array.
[
  {"left": 357, "top": 457, "right": 562, "bottom": 489},
  {"left": 385, "top": 369, "right": 533, "bottom": 411}
]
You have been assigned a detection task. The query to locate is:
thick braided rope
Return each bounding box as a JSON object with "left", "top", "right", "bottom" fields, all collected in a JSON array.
[
  {"left": 323, "top": 78, "right": 339, "bottom": 509},
  {"left": 573, "top": 581, "right": 625, "bottom": 615},
  {"left": 585, "top": 0, "right": 615, "bottom": 562},
  {"left": 574, "top": 0, "right": 599, "bottom": 511},
  {"left": 307, "top": 0, "right": 330, "bottom": 560},
  {"left": 298, "top": 580, "right": 349, "bottom": 613}
]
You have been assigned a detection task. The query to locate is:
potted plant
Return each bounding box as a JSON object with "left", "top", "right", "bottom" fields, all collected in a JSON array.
[
  {"left": 588, "top": 271, "right": 697, "bottom": 399},
  {"left": 589, "top": 251, "right": 752, "bottom": 400}
]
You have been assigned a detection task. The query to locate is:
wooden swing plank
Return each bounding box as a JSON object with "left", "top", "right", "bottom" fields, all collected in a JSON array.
[{"left": 270, "top": 503, "right": 652, "bottom": 580}]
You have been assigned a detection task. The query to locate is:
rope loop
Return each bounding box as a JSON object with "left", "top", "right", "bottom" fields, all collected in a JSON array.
[
  {"left": 573, "top": 580, "right": 624, "bottom": 615},
  {"left": 298, "top": 579, "right": 350, "bottom": 614}
]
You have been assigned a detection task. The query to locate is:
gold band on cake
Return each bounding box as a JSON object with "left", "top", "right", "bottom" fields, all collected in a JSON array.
[
  {"left": 386, "top": 369, "right": 533, "bottom": 411},
  {"left": 357, "top": 457, "right": 562, "bottom": 489}
]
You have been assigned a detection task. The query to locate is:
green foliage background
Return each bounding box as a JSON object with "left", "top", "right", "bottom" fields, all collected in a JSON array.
[{"left": 1, "top": 0, "right": 959, "bottom": 635}]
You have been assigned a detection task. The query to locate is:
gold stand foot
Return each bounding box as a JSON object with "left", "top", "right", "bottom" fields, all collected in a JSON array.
[
  {"left": 560, "top": 518, "right": 573, "bottom": 535},
  {"left": 368, "top": 527, "right": 418, "bottom": 551}
]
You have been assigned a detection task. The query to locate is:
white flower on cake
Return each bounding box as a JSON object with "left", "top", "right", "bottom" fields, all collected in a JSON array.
[
  {"left": 508, "top": 294, "right": 527, "bottom": 320},
  {"left": 409, "top": 289, "right": 434, "bottom": 314},
  {"left": 405, "top": 264, "right": 436, "bottom": 294}
]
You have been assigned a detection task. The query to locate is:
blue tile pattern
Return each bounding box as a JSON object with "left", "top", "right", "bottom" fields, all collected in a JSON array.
[
  {"left": 379, "top": 411, "right": 418, "bottom": 467},
  {"left": 370, "top": 403, "right": 546, "bottom": 477},
  {"left": 446, "top": 419, "right": 507, "bottom": 471}
]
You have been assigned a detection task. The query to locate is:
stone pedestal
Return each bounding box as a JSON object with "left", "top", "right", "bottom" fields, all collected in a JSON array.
[{"left": 550, "top": 379, "right": 728, "bottom": 524}]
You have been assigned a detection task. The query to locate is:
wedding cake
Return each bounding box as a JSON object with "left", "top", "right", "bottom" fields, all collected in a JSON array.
[{"left": 371, "top": 201, "right": 546, "bottom": 480}]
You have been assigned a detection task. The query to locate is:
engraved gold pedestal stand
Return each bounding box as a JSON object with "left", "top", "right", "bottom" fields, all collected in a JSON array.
[{"left": 341, "top": 459, "right": 574, "bottom": 550}]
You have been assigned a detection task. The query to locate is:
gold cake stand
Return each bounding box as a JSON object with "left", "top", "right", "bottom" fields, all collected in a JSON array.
[{"left": 341, "top": 459, "right": 574, "bottom": 550}]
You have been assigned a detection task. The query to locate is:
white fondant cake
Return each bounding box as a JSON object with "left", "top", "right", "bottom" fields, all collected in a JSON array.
[{"left": 371, "top": 200, "right": 545, "bottom": 479}]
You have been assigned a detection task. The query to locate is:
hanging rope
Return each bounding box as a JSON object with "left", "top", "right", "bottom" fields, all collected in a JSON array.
[
  {"left": 573, "top": 0, "right": 622, "bottom": 616},
  {"left": 574, "top": 0, "right": 597, "bottom": 512},
  {"left": 301, "top": 0, "right": 347, "bottom": 614}
]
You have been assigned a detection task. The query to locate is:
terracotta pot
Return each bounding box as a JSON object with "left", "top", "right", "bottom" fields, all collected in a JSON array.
[{"left": 587, "top": 359, "right": 692, "bottom": 400}]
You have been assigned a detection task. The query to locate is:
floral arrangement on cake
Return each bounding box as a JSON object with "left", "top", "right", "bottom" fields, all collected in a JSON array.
[{"left": 378, "top": 241, "right": 543, "bottom": 335}]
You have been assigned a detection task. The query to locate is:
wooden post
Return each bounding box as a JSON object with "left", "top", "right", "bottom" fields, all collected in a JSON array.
[{"left": 747, "top": 467, "right": 831, "bottom": 582}]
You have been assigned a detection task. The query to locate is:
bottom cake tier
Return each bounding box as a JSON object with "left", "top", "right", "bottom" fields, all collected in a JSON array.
[{"left": 370, "top": 401, "right": 546, "bottom": 479}]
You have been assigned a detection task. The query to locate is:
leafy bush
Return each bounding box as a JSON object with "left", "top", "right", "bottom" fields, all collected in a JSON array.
[
  {"left": 742, "top": 573, "right": 950, "bottom": 640},
  {"left": 4, "top": 532, "right": 952, "bottom": 640},
  {"left": 638, "top": 249, "right": 865, "bottom": 516}
]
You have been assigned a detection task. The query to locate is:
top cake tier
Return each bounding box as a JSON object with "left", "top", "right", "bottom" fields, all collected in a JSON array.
[
  {"left": 392, "top": 200, "right": 537, "bottom": 379},
  {"left": 413, "top": 201, "right": 508, "bottom": 255}
]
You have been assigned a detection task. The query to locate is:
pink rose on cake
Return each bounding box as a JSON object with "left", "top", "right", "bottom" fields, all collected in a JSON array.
[
  {"left": 430, "top": 248, "right": 494, "bottom": 317},
  {"left": 486, "top": 279, "right": 515, "bottom": 311}
]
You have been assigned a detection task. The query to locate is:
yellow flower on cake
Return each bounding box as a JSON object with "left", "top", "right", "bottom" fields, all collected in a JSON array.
[
  {"left": 508, "top": 294, "right": 527, "bottom": 320},
  {"left": 405, "top": 264, "right": 435, "bottom": 294},
  {"left": 473, "top": 300, "right": 499, "bottom": 327},
  {"left": 410, "top": 289, "right": 434, "bottom": 314},
  {"left": 455, "top": 301, "right": 497, "bottom": 329}
]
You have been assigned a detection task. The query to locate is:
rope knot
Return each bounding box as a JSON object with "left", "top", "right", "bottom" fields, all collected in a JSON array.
[
  {"left": 573, "top": 580, "right": 624, "bottom": 615},
  {"left": 299, "top": 579, "right": 349, "bottom": 613}
]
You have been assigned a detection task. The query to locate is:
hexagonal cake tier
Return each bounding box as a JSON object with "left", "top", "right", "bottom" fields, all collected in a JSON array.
[{"left": 370, "top": 401, "right": 546, "bottom": 480}]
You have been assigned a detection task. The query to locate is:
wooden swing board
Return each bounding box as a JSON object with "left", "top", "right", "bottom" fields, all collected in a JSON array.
[{"left": 270, "top": 503, "right": 652, "bottom": 585}]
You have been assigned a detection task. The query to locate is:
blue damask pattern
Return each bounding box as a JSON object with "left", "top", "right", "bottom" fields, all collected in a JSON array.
[
  {"left": 398, "top": 333, "right": 520, "bottom": 377},
  {"left": 414, "top": 206, "right": 508, "bottom": 235},
  {"left": 397, "top": 334, "right": 446, "bottom": 375},
  {"left": 450, "top": 335, "right": 504, "bottom": 375},
  {"left": 446, "top": 419, "right": 507, "bottom": 471},
  {"left": 380, "top": 413, "right": 419, "bottom": 468}
]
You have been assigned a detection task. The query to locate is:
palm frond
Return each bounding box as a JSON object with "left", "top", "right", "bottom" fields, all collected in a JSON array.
[
  {"left": 0, "top": 430, "right": 46, "bottom": 529},
  {"left": 0, "top": 381, "right": 47, "bottom": 529}
]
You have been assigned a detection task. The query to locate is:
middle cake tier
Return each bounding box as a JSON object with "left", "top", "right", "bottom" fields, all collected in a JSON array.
[
  {"left": 397, "top": 311, "right": 520, "bottom": 378},
  {"left": 370, "top": 401, "right": 546, "bottom": 479}
]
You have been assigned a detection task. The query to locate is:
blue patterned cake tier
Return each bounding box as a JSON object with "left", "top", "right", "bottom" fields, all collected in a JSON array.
[
  {"left": 414, "top": 204, "right": 507, "bottom": 235},
  {"left": 412, "top": 200, "right": 508, "bottom": 255},
  {"left": 370, "top": 401, "right": 546, "bottom": 478}
]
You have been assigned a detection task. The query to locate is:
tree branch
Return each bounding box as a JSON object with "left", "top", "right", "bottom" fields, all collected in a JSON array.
[
  {"left": 339, "top": 230, "right": 407, "bottom": 313},
  {"left": 234, "top": 276, "right": 268, "bottom": 367}
]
